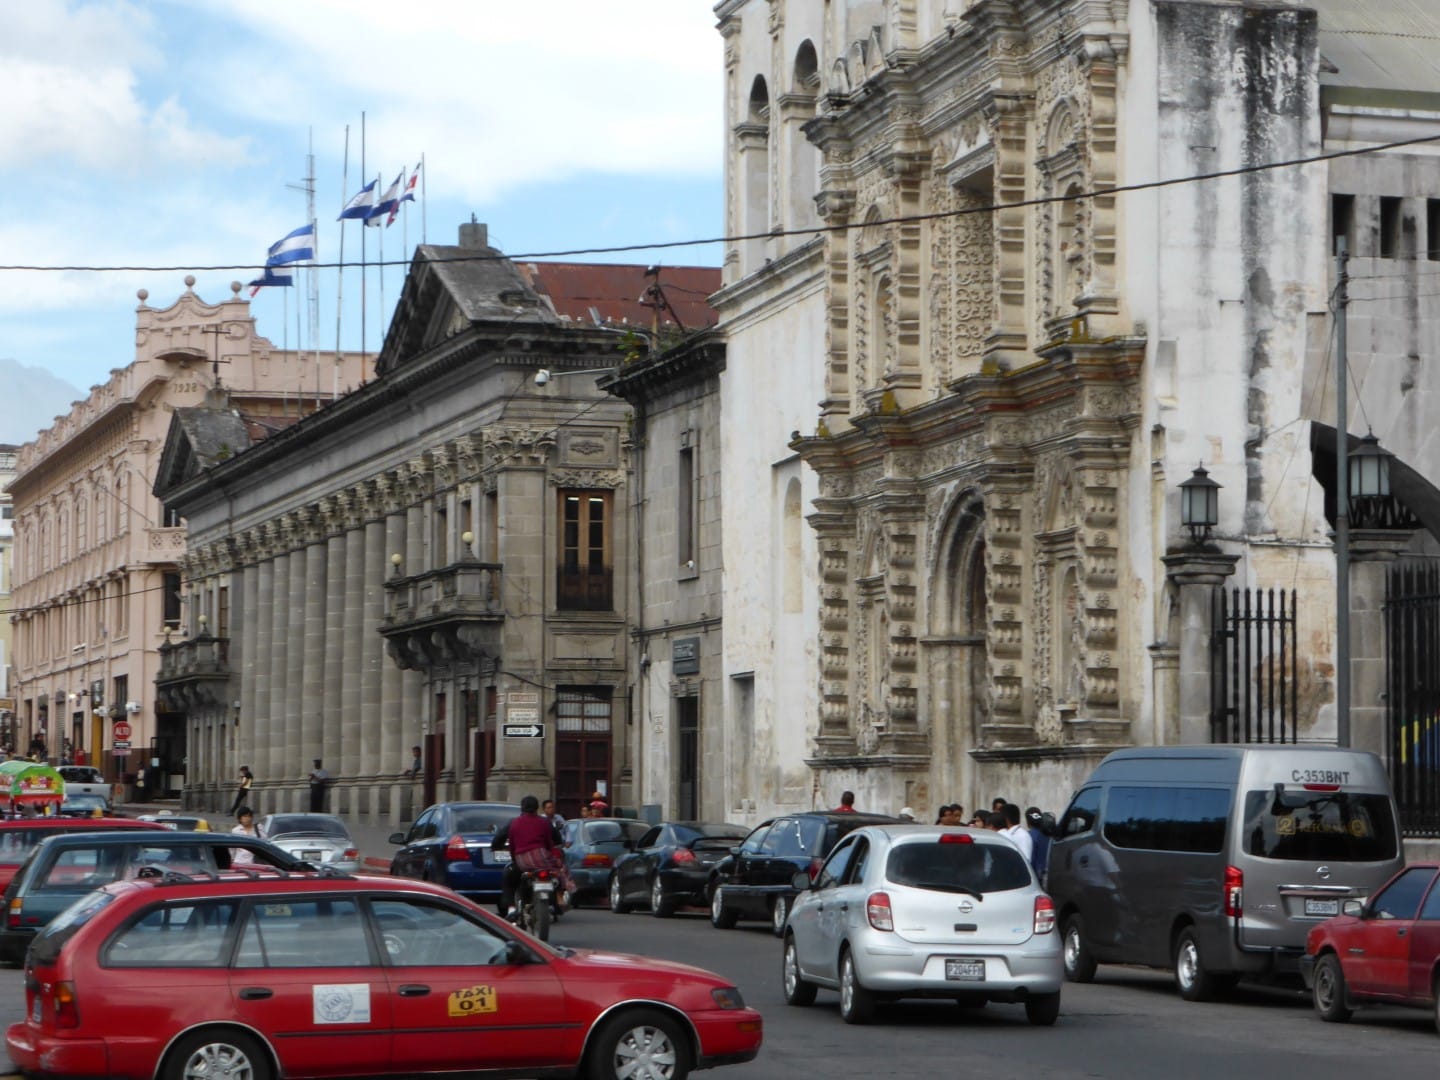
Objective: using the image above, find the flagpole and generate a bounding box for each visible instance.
[402,164,408,264]
[360,111,368,370]
[378,202,385,353]
[335,124,349,399]
[421,151,427,245]
[306,128,319,398]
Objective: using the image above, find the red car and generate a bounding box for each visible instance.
[1302,861,1440,1034]
[7,868,762,1080]
[0,817,166,892]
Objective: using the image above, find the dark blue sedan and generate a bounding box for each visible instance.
[388,801,520,901]
[609,821,748,917]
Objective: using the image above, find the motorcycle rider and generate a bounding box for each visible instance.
[493,795,575,920]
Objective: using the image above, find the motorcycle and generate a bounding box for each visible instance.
[515,868,560,942]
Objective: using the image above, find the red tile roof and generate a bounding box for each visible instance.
[516,262,720,331]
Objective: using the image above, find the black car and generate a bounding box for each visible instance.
[609,821,748,917]
[710,811,903,936]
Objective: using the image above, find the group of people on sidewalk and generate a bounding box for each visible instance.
[226,760,334,817]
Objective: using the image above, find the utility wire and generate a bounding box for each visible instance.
[3,131,1440,274]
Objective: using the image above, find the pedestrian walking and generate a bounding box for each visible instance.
[999,803,1034,862]
[229,765,254,815]
[308,759,330,813]
[1025,806,1052,881]
[542,798,566,830]
[834,790,857,813]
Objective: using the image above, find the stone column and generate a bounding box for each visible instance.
[302,520,328,784]
[341,503,366,797]
[1162,549,1240,746]
[266,547,290,794]
[315,507,342,782]
[359,489,386,808]
[382,507,407,823]
[239,545,262,796]
[1348,529,1414,763]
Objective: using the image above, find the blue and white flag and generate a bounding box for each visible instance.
[247,267,294,298]
[266,223,315,265]
[365,171,404,227]
[338,178,377,220]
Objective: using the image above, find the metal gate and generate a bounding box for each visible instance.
[1384,563,1440,836]
[1210,587,1298,743]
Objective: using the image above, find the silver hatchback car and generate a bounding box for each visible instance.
[782,824,1063,1025]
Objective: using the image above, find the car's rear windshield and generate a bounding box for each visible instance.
[1241,790,1399,861]
[886,840,1033,894]
[29,890,115,967]
[266,815,348,839]
[584,820,649,846]
[673,824,746,845]
[0,828,59,866]
[453,807,518,834]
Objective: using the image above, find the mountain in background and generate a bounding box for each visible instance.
[0,357,83,447]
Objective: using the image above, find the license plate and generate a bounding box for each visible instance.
[1304,898,1339,917]
[945,958,985,981]
[302,850,324,861]
[532,882,555,895]
[491,850,511,863]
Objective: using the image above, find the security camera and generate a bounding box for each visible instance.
[534,369,551,386]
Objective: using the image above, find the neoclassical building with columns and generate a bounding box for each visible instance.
[155,223,718,821]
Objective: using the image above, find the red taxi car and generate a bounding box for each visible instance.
[1302,861,1440,1034]
[7,868,762,1080]
[0,817,166,892]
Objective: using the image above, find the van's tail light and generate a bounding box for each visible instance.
[1033,895,1056,935]
[807,858,822,882]
[1224,865,1244,918]
[53,981,79,1029]
[582,853,613,867]
[445,836,471,862]
[672,848,696,864]
[7,898,22,930]
[866,891,894,932]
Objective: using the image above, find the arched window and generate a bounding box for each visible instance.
[740,75,772,272]
[782,478,802,613]
[95,481,106,546]
[75,488,88,552]
[787,41,821,229]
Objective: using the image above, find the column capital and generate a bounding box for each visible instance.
[1162,549,1240,588]
[1348,527,1416,563]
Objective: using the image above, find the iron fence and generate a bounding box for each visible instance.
[1385,563,1440,837]
[1210,587,1298,744]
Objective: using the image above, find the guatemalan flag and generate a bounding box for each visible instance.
[338,178,377,220]
[366,171,404,227]
[387,162,420,227]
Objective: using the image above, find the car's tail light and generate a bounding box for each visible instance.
[1033,895,1056,935]
[445,836,470,862]
[1224,865,1244,918]
[866,891,894,932]
[582,853,612,867]
[53,982,79,1029]
[7,898,22,930]
[342,848,359,861]
[672,848,696,864]
[939,833,974,844]
[807,858,822,882]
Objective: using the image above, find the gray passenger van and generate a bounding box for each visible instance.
[1047,745,1403,1000]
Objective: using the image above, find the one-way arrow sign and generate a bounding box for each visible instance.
[503,723,545,739]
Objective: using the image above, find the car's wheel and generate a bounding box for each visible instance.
[1174,927,1219,1002]
[586,1007,690,1080]
[770,893,790,937]
[1313,954,1353,1023]
[650,875,675,918]
[838,949,876,1025]
[163,1028,272,1080]
[609,873,632,915]
[1434,972,1440,1036]
[1062,914,1096,983]
[1025,991,1062,1026]
[782,934,817,1006]
[710,884,737,929]
[530,892,551,942]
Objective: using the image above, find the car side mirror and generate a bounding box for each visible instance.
[791,870,813,892]
[1343,899,1364,917]
[388,832,406,846]
[503,940,532,965]
[729,845,741,856]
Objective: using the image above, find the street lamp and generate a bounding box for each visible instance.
[390,553,403,578]
[1179,464,1221,545]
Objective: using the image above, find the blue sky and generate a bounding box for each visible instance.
[1,0,723,396]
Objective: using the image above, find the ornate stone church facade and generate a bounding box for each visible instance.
[718,0,1343,815]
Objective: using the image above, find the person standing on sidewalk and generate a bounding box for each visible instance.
[308,760,330,813]
[230,765,254,815]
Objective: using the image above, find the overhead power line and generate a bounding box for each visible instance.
[2,131,1439,275]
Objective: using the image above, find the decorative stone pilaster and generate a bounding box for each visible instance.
[1348,528,1415,764]
[1162,548,1241,745]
